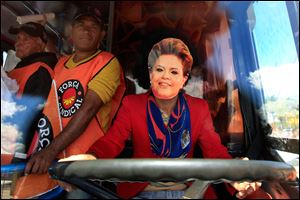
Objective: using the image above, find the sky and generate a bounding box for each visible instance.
[1,76,44,156]
[251,1,299,98]
[253,1,298,66]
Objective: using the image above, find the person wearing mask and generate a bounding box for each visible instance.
[60,38,264,199]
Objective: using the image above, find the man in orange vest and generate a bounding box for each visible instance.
[8,22,57,98]
[5,22,57,162]
[24,8,126,175]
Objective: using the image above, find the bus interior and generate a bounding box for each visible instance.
[1,1,299,199]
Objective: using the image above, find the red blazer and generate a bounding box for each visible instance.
[89,92,232,199]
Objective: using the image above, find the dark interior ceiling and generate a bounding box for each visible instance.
[1,1,224,56]
[1,1,111,53]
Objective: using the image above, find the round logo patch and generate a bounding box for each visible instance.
[36,114,53,151]
[58,80,84,118]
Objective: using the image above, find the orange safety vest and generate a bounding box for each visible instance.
[1,62,53,164]
[4,62,57,199]
[12,80,64,199]
[7,62,54,97]
[29,50,126,158]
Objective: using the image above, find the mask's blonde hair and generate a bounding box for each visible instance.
[148,38,193,76]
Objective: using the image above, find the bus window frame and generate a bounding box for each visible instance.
[223,1,299,160]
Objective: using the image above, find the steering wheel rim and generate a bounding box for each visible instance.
[48,159,297,198]
[49,159,297,183]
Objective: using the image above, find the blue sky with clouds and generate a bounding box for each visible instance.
[251,1,299,98]
[253,1,298,67]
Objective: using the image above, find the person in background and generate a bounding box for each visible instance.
[6,22,57,162]
[60,38,264,199]
[8,22,57,99]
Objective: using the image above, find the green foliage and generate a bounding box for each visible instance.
[265,97,299,129]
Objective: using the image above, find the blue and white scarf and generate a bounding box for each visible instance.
[146,92,191,158]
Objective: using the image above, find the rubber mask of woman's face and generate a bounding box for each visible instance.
[150,54,188,99]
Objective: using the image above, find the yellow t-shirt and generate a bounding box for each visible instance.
[65,50,121,131]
